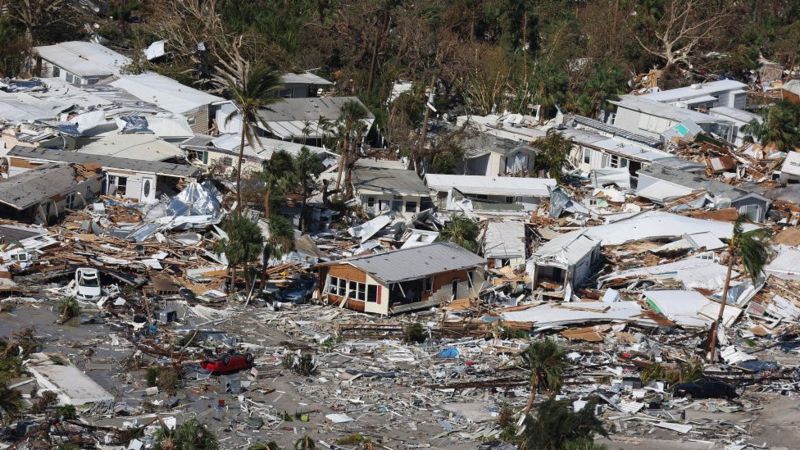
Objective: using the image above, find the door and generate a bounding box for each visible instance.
[140,176,156,202]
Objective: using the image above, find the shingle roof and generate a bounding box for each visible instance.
[0,164,99,210]
[7,146,201,178]
[352,166,430,196]
[323,242,485,283]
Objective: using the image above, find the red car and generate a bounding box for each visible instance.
[200,352,254,375]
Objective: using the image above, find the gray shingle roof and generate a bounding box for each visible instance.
[351,166,430,196]
[0,163,98,210]
[326,242,485,283]
[7,146,201,178]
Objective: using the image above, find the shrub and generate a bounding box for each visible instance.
[283,353,316,376]
[403,322,427,344]
[518,398,607,450]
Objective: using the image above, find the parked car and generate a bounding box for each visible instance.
[276,278,316,304]
[200,351,254,375]
[75,268,102,300]
[673,377,738,399]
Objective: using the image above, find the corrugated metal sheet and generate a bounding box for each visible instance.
[483,221,526,259]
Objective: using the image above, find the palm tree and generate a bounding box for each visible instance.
[215,214,264,292]
[213,43,284,213]
[439,215,480,252]
[520,339,568,413]
[708,215,770,358]
[529,62,567,124]
[533,129,571,183]
[742,101,800,151]
[153,418,218,450]
[260,150,296,221]
[294,147,325,231]
[294,436,316,450]
[334,100,370,198]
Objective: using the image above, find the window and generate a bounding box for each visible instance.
[187,149,208,164]
[338,278,347,295]
[52,66,60,78]
[505,196,514,203]
[423,277,433,292]
[391,200,403,212]
[367,285,378,303]
[65,192,79,209]
[609,155,628,169]
[142,179,152,198]
[357,283,366,301]
[739,204,761,222]
[349,281,357,298]
[328,276,339,295]
[108,175,128,196]
[66,72,74,83]
[404,201,417,213]
[583,148,591,164]
[222,157,233,167]
[367,197,375,207]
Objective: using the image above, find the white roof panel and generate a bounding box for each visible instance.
[643,80,747,103]
[34,41,129,77]
[111,73,224,114]
[425,174,556,197]
[484,221,526,259]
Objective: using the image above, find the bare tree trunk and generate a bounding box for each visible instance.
[230,265,237,293]
[414,76,436,175]
[335,135,348,191]
[236,128,246,213]
[367,11,390,95]
[263,185,272,221]
[523,377,538,414]
[709,250,735,359]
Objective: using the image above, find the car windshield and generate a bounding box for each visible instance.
[80,276,99,287]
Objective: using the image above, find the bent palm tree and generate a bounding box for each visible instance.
[213,42,283,214]
[439,214,480,252]
[520,339,568,413]
[708,215,769,358]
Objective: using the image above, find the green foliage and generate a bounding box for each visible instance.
[521,339,568,398]
[567,61,627,117]
[153,418,218,450]
[336,433,371,445]
[439,215,480,253]
[497,402,517,442]
[640,359,703,386]
[731,215,770,282]
[0,383,23,422]
[403,322,427,344]
[294,435,316,450]
[57,297,81,321]
[30,390,58,413]
[156,367,182,395]
[146,367,158,387]
[55,404,78,420]
[743,101,800,151]
[283,353,316,376]
[533,130,572,183]
[216,215,264,269]
[519,398,607,450]
[268,215,296,257]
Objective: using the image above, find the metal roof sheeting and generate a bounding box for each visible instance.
[483,221,526,259]
[0,164,99,210]
[34,41,130,77]
[425,174,556,197]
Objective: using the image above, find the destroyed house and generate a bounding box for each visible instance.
[317,242,485,315]
[636,164,771,222]
[6,146,201,203]
[642,80,748,110]
[455,126,538,176]
[609,95,737,143]
[562,126,672,177]
[0,163,102,224]
[528,230,601,297]
[424,174,555,213]
[34,41,129,85]
[255,97,374,143]
[279,72,334,98]
[351,164,433,216]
